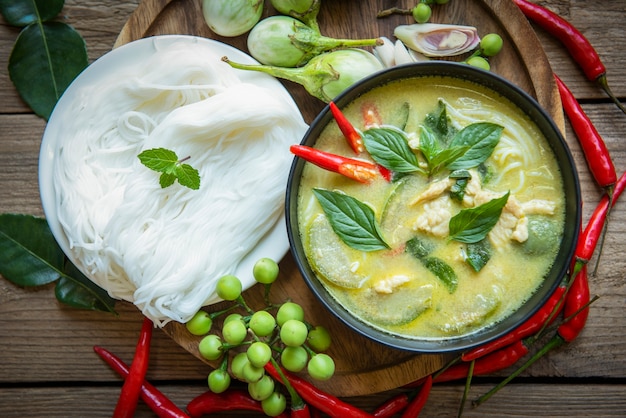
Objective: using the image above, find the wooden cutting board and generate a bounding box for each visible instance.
[114,0,564,397]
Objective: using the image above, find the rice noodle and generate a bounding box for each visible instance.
[52,40,308,326]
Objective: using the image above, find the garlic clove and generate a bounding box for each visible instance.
[374,36,396,68]
[394,40,415,65]
[394,23,480,57]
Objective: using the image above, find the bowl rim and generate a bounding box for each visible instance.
[286,61,581,353]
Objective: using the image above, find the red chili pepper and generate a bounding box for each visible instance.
[473,266,590,406]
[186,388,289,418]
[434,339,530,383]
[93,346,189,418]
[461,283,567,362]
[113,317,153,418]
[372,393,409,418]
[513,0,626,114]
[574,171,626,266]
[400,375,432,418]
[555,74,616,191]
[291,403,311,418]
[264,362,373,418]
[361,101,383,128]
[291,144,379,183]
[329,101,364,154]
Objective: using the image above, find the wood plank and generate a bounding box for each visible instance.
[0,383,624,417]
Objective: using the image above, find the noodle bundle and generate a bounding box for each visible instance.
[53,40,308,326]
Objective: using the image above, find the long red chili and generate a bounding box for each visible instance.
[434,339,530,383]
[512,0,625,114]
[93,346,189,418]
[329,101,364,154]
[555,74,616,190]
[264,362,373,418]
[372,392,409,418]
[290,144,379,183]
[186,388,289,418]
[113,317,154,418]
[461,283,567,362]
[473,265,590,406]
[400,375,432,418]
[574,171,626,267]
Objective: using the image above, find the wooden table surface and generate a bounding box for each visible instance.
[1,0,625,416]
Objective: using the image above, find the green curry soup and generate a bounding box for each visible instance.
[297,76,566,339]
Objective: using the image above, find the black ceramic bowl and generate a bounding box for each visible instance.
[286,62,580,353]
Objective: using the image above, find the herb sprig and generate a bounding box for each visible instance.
[138,148,201,190]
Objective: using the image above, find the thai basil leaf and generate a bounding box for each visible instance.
[424,99,456,144]
[449,191,510,243]
[313,189,389,251]
[362,127,422,173]
[0,0,63,26]
[466,239,492,272]
[0,214,65,286]
[423,257,458,293]
[418,124,440,166]
[56,262,117,313]
[429,144,470,174]
[447,122,503,170]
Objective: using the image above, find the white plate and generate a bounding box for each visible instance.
[39,35,298,308]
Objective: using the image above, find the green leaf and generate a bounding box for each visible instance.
[424,100,452,142]
[175,164,201,190]
[418,124,440,166]
[313,189,389,251]
[449,191,510,244]
[9,21,88,120]
[55,262,117,313]
[138,148,179,171]
[428,145,470,175]
[423,257,458,293]
[447,122,503,170]
[0,214,65,286]
[138,148,201,190]
[362,127,422,173]
[0,0,63,27]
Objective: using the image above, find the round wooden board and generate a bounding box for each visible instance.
[114,0,564,397]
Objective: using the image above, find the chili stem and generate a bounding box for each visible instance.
[473,335,564,407]
[458,360,474,418]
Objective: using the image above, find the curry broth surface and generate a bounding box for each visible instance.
[297,76,565,339]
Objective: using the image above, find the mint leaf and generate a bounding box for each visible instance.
[362,127,422,173]
[138,148,201,190]
[138,148,179,171]
[159,173,177,188]
[313,189,389,251]
[447,122,503,170]
[449,191,510,243]
[176,163,201,190]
